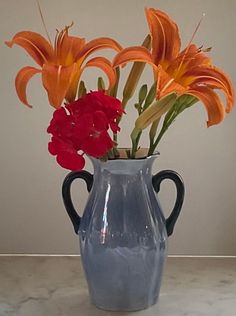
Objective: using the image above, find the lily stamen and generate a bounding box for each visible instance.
[36,0,52,46]
[175,13,206,78]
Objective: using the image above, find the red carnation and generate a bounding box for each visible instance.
[47,91,123,171]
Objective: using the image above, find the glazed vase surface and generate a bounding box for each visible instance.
[62,154,184,311]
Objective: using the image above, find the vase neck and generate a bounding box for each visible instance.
[89,155,158,176]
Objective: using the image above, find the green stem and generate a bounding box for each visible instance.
[130,127,142,158]
[149,118,160,150]
[109,67,120,98]
[148,127,166,156]
[133,131,142,157]
[112,96,129,145]
[148,95,199,156]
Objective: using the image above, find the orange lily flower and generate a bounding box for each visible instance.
[6,26,122,108]
[113,8,234,127]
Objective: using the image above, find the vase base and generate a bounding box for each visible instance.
[91,296,159,312]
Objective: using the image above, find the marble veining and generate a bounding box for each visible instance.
[0,256,235,316]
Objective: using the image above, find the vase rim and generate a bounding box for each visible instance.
[112,148,160,160]
[89,148,159,162]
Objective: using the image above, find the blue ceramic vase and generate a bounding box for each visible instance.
[62,152,184,311]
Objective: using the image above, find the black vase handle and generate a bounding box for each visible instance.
[62,171,93,234]
[152,170,185,237]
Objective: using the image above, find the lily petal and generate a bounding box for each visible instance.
[15,66,41,108]
[65,69,82,103]
[187,86,225,127]
[6,31,54,66]
[42,63,78,108]
[55,28,85,65]
[168,44,211,81]
[75,37,122,61]
[145,8,181,64]
[113,46,155,69]
[185,66,234,112]
[83,57,117,90]
[156,65,186,99]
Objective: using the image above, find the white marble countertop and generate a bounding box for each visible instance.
[0,256,235,316]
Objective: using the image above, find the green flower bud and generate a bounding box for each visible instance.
[136,93,178,130]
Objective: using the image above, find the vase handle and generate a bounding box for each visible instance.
[62,171,94,234]
[152,170,185,237]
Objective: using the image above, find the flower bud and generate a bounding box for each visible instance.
[122,35,151,104]
[138,84,148,105]
[78,81,87,98]
[98,77,105,90]
[135,93,178,130]
[143,81,156,110]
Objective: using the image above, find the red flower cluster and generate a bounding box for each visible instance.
[47,91,123,170]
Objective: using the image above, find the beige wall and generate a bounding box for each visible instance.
[1,0,236,255]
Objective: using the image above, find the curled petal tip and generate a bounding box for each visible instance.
[83,57,117,91]
[15,66,40,108]
[5,40,14,48]
[187,87,225,127]
[206,121,211,128]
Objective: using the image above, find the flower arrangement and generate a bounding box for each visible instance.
[6,7,234,171]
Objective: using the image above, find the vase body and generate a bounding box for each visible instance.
[62,154,184,311]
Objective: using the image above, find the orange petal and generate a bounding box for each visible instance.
[187,86,225,127]
[113,46,155,68]
[42,63,78,108]
[145,8,181,64]
[75,37,122,61]
[6,31,54,66]
[178,44,211,68]
[83,57,117,90]
[186,66,234,113]
[156,65,186,99]
[15,66,41,108]
[168,44,211,81]
[65,69,82,103]
[55,27,85,65]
